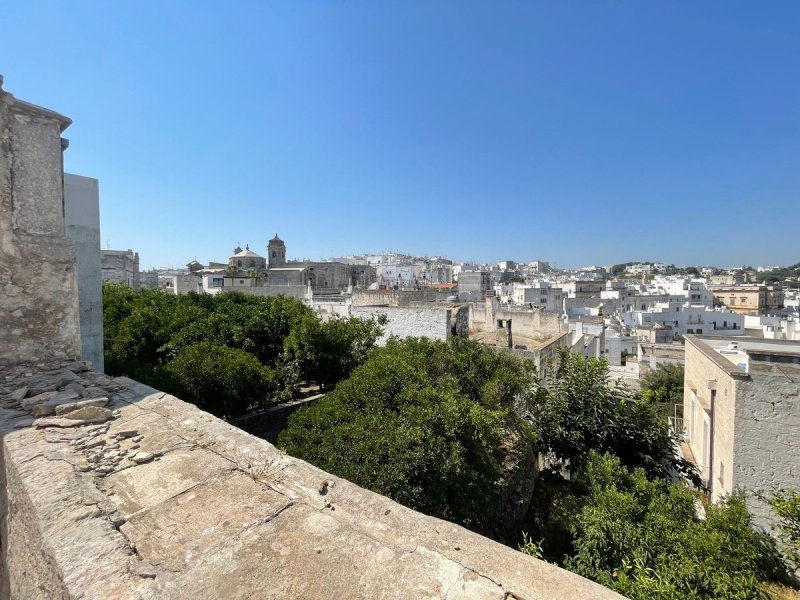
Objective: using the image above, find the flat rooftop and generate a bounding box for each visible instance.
[688,335,800,377]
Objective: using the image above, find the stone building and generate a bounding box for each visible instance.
[229,244,267,271]
[458,271,490,300]
[101,249,140,289]
[682,335,800,527]
[0,75,80,365]
[352,304,470,346]
[708,284,784,315]
[267,233,286,267]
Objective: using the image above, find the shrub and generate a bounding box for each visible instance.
[164,342,274,418]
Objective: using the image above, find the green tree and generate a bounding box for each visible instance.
[162,293,311,365]
[640,363,685,419]
[532,349,697,483]
[279,337,537,529]
[164,342,274,418]
[282,313,386,388]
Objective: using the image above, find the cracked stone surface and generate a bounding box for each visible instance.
[0,361,623,599]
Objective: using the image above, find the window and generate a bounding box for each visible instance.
[237,260,242,267]
[239,280,245,284]
[687,328,694,334]
[697,329,702,334]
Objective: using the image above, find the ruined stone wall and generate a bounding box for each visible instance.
[100,251,138,288]
[453,304,470,338]
[229,284,310,301]
[0,79,79,365]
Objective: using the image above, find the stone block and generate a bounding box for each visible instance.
[54,396,109,416]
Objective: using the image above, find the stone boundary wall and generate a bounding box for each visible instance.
[229,394,324,444]
[351,289,440,307]
[0,361,623,600]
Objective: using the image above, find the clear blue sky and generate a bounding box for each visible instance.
[2,1,798,269]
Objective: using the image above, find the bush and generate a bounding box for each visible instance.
[563,453,782,599]
[279,337,536,529]
[767,489,800,572]
[164,342,274,418]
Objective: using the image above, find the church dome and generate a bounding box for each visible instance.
[233,248,263,258]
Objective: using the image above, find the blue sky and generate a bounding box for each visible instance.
[2,1,798,269]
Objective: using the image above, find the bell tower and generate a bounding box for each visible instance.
[268,234,286,268]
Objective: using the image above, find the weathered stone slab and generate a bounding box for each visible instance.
[28,391,81,416]
[161,504,474,600]
[9,386,28,402]
[105,447,236,518]
[63,381,86,396]
[54,396,109,416]
[33,416,94,428]
[20,390,57,410]
[62,405,112,422]
[120,471,291,571]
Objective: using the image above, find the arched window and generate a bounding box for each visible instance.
[237,260,242,267]
[272,251,276,258]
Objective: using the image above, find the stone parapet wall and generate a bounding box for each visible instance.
[0,361,623,600]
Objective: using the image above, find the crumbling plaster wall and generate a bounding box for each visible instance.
[0,80,80,365]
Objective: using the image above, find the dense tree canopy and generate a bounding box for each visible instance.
[103,283,383,418]
[766,489,800,573]
[283,313,387,388]
[279,337,537,529]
